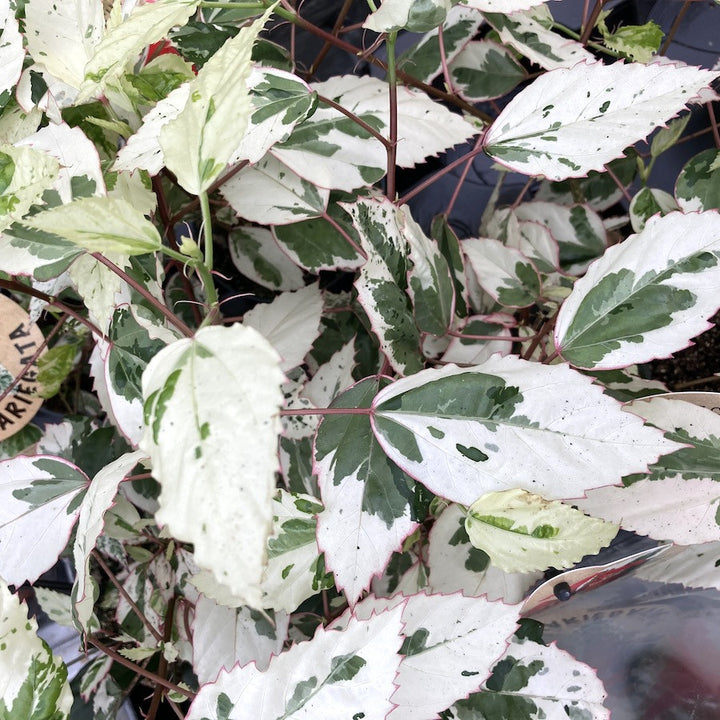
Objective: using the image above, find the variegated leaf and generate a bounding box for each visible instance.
[243,283,323,373]
[19,196,162,256]
[315,378,418,604]
[371,355,681,505]
[449,637,610,720]
[193,596,289,682]
[0,579,73,719]
[261,490,326,612]
[483,6,593,71]
[140,324,284,607]
[450,40,527,102]
[397,6,482,84]
[302,339,356,409]
[72,450,146,632]
[485,60,719,180]
[186,603,405,720]
[221,154,330,225]
[555,211,720,369]
[354,592,521,720]
[576,477,720,545]
[676,148,720,212]
[465,0,549,10]
[363,0,452,33]
[160,7,271,194]
[629,187,678,232]
[345,198,423,375]
[25,0,104,92]
[228,225,306,291]
[441,315,516,366]
[465,488,618,572]
[511,201,606,271]
[81,0,199,100]
[0,2,24,97]
[623,395,720,482]
[400,205,455,335]
[431,214,470,318]
[272,75,477,191]
[463,238,541,309]
[0,455,88,586]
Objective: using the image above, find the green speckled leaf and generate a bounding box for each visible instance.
[450,41,526,102]
[371,355,680,505]
[676,148,720,212]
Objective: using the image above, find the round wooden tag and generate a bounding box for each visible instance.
[0,295,45,441]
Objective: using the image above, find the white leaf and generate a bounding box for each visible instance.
[113,83,191,176]
[385,592,520,720]
[0,579,73,718]
[221,154,330,224]
[140,324,284,607]
[243,284,323,373]
[0,456,88,586]
[450,637,610,719]
[371,355,681,505]
[0,1,24,96]
[485,61,720,180]
[302,339,356,409]
[193,596,289,683]
[576,478,720,545]
[555,211,720,369]
[160,7,271,194]
[72,450,146,632]
[25,0,104,91]
[466,488,618,572]
[186,603,405,720]
[17,122,105,203]
[465,0,550,11]
[81,0,199,100]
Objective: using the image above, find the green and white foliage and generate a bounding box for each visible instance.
[485,61,719,180]
[192,595,289,682]
[140,324,284,607]
[371,355,679,505]
[444,636,610,719]
[676,148,720,212]
[72,450,146,632]
[187,602,405,720]
[315,378,419,604]
[465,488,618,572]
[449,41,527,102]
[629,186,678,232]
[483,6,594,71]
[0,0,23,98]
[0,579,73,719]
[0,456,88,586]
[555,211,720,369]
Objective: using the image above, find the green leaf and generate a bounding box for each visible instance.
[598,17,664,63]
[140,324,284,607]
[19,196,162,256]
[0,579,72,720]
[371,355,680,505]
[465,488,618,573]
[485,60,719,181]
[650,113,690,158]
[629,187,677,232]
[431,214,469,318]
[37,343,80,399]
[160,7,274,194]
[314,377,418,603]
[555,211,720,369]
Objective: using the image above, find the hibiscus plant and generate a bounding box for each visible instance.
[1,0,719,718]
